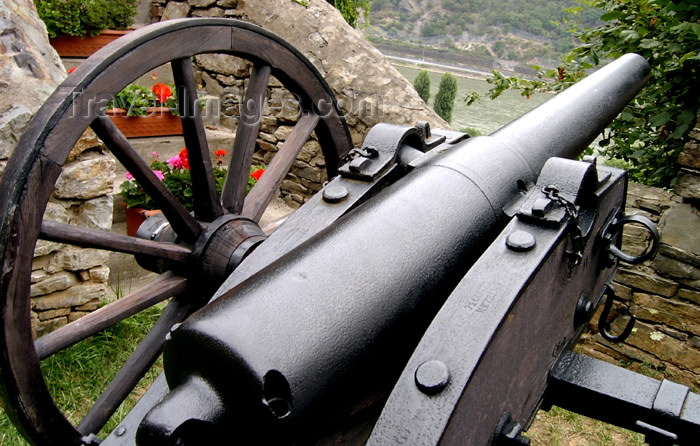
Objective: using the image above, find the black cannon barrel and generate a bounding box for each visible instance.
[136,54,650,445]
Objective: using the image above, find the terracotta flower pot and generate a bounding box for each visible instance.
[50,30,131,58]
[125,207,163,237]
[106,107,183,138]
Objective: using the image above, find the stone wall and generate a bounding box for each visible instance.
[150,0,448,207]
[578,117,700,390]
[0,0,113,337]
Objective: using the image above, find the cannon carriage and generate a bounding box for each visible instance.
[0,19,698,445]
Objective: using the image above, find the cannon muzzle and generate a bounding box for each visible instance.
[137,54,651,444]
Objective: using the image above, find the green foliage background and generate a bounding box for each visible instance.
[471,0,699,188]
[35,0,137,38]
[327,0,371,27]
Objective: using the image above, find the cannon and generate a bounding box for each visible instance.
[0,18,698,446]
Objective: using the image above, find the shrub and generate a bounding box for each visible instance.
[413,70,431,103]
[36,0,137,38]
[434,72,458,123]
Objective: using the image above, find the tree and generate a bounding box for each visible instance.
[472,0,700,187]
[326,0,370,27]
[434,73,458,123]
[413,70,431,103]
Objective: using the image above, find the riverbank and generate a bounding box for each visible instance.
[386,54,492,80]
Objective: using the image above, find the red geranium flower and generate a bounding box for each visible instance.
[250,169,265,181]
[179,148,190,170]
[214,149,227,157]
[151,83,172,103]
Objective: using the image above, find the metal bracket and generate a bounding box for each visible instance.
[338,122,447,181]
[547,350,700,446]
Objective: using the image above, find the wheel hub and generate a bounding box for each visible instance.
[136,214,266,286]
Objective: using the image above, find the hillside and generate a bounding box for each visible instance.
[367,0,601,72]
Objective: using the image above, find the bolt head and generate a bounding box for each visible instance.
[506,230,536,252]
[415,360,450,395]
[323,185,349,203]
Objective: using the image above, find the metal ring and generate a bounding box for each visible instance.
[608,214,660,264]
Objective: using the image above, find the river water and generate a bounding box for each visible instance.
[394,64,549,135]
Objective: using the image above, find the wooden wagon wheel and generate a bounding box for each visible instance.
[0,18,351,446]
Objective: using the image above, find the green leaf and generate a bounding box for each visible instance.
[649,112,670,127]
[600,11,622,21]
[640,39,661,49]
[620,30,640,42]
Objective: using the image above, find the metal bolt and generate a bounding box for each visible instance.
[506,230,536,252]
[531,197,553,217]
[349,156,371,172]
[322,185,349,203]
[115,426,126,437]
[415,360,450,395]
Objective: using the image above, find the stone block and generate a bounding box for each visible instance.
[36,317,68,337]
[679,288,700,305]
[217,0,238,7]
[631,292,700,334]
[294,165,321,183]
[32,283,106,310]
[625,320,700,372]
[192,7,225,17]
[259,116,279,134]
[281,179,308,195]
[72,195,114,231]
[273,125,294,141]
[626,182,674,215]
[53,156,116,200]
[674,170,700,201]
[31,269,49,284]
[36,307,71,321]
[257,139,277,152]
[260,132,277,143]
[30,271,78,297]
[659,203,700,259]
[678,141,700,169]
[67,129,103,161]
[0,104,32,159]
[653,253,700,281]
[161,1,191,20]
[188,0,216,6]
[34,201,72,257]
[89,265,110,283]
[201,71,225,97]
[196,54,251,77]
[68,311,89,323]
[48,246,110,273]
[297,140,320,163]
[614,266,679,297]
[76,297,103,312]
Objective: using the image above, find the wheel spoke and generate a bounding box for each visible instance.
[171,57,223,222]
[77,294,194,436]
[91,117,202,244]
[221,63,272,214]
[34,272,187,360]
[40,220,191,263]
[243,113,320,222]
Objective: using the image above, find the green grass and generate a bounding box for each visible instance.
[0,304,165,445]
[528,406,646,446]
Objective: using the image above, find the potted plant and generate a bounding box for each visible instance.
[105,81,184,137]
[120,149,266,235]
[36,0,138,57]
